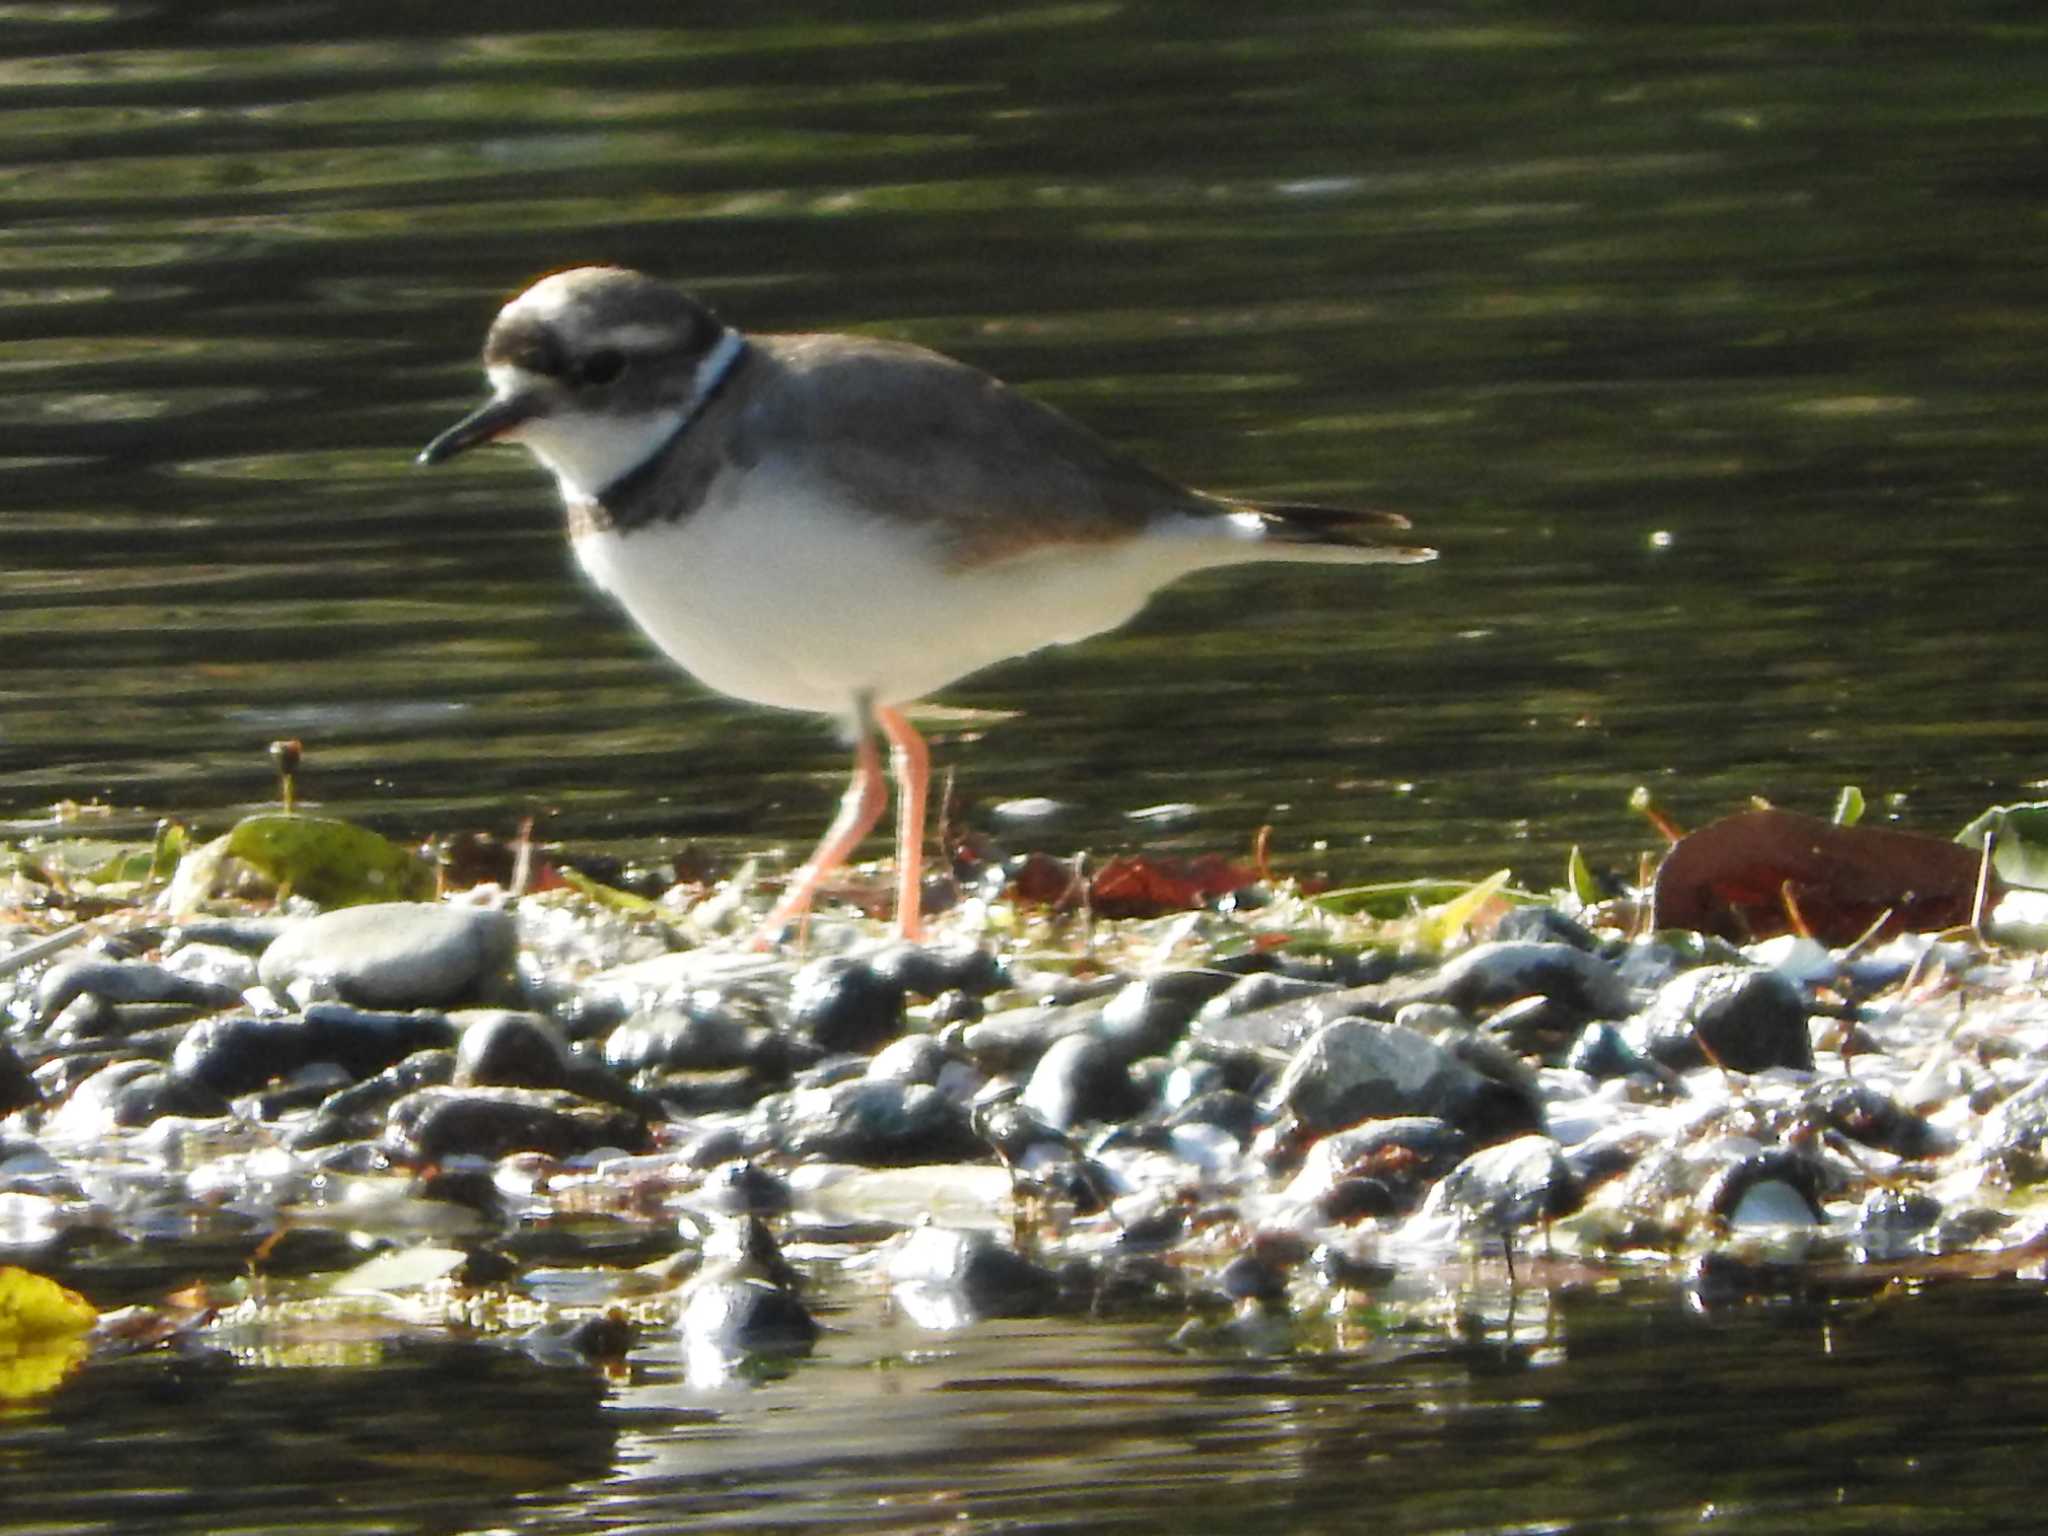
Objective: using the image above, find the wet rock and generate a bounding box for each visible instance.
[1432,1030,1547,1141]
[957,1002,1102,1076]
[291,1048,456,1147]
[0,1040,39,1116]
[1851,1187,1943,1261]
[1423,940,1631,1021]
[867,942,1003,1000]
[885,1225,1059,1320]
[385,1085,650,1163]
[760,1078,980,1165]
[171,1013,316,1096]
[1480,994,1589,1058]
[691,1160,793,1218]
[522,1310,634,1366]
[681,1275,816,1362]
[1283,1115,1472,1216]
[1493,906,1600,952]
[1186,988,1370,1071]
[302,1003,460,1078]
[161,941,262,996]
[1634,965,1814,1073]
[1218,1251,1290,1304]
[1417,1134,1581,1237]
[1806,1078,1935,1158]
[235,1061,354,1120]
[789,956,906,1054]
[1699,1148,1828,1228]
[1565,1022,1652,1080]
[926,989,983,1026]
[677,1124,751,1170]
[602,997,766,1074]
[1268,1019,1490,1137]
[1095,970,1238,1057]
[1969,1067,2048,1182]
[258,902,518,1009]
[35,958,243,1026]
[455,1010,574,1089]
[164,917,293,955]
[56,1060,229,1132]
[1021,1033,1146,1131]
[43,993,120,1042]
[1196,972,1336,1022]
[1163,1088,1261,1144]
[866,1032,952,1086]
[1161,1060,1227,1108]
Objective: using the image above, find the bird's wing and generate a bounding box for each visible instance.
[738,333,1211,566]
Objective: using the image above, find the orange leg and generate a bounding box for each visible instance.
[877,705,929,941]
[761,710,887,943]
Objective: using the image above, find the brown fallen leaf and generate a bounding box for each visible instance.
[1652,808,1991,945]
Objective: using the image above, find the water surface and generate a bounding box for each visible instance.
[4,4,2044,889]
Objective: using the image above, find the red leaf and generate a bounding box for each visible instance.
[1652,808,1990,945]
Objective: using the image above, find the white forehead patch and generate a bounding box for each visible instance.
[487,362,537,400]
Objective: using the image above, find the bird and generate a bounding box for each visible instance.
[418,266,1434,942]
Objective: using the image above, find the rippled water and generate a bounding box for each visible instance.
[12,1277,2048,1535]
[6,4,2048,1529]
[5,4,2045,890]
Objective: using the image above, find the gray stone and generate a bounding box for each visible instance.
[1268,1018,1488,1136]
[1634,964,1813,1073]
[259,903,517,1010]
[1419,1134,1581,1236]
[1413,941,1632,1021]
[36,958,243,1025]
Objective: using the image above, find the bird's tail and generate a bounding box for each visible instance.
[1238,500,1436,565]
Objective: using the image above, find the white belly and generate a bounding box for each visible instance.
[570,476,1207,717]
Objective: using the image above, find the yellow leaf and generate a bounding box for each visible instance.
[0,1266,96,1400]
[1417,868,1513,949]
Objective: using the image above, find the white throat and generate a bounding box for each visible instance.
[494,329,747,504]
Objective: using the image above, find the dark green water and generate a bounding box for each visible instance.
[10,1277,2048,1535]
[5,5,2048,1528]
[5,3,2046,889]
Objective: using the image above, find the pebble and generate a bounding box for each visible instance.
[788,956,905,1054]
[257,902,518,1009]
[1266,1018,1488,1136]
[13,883,2048,1382]
[385,1085,651,1163]
[1634,964,1814,1073]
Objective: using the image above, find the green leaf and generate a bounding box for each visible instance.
[224,814,436,908]
[1957,803,2048,892]
[149,820,189,883]
[1314,873,1536,921]
[554,864,663,916]
[1831,785,1865,826]
[1565,844,1600,906]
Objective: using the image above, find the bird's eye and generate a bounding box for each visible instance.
[577,349,626,387]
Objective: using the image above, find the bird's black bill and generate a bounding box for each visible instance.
[416,393,542,466]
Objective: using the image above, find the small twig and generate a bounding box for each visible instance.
[1252,824,1275,886]
[0,922,90,980]
[510,815,536,900]
[1971,828,1998,946]
[1840,905,1896,962]
[1779,881,1812,941]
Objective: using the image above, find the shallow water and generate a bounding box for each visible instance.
[4,4,2046,891]
[5,5,2048,1530]
[10,1276,2048,1535]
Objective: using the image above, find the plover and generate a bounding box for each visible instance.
[419,267,1433,940]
